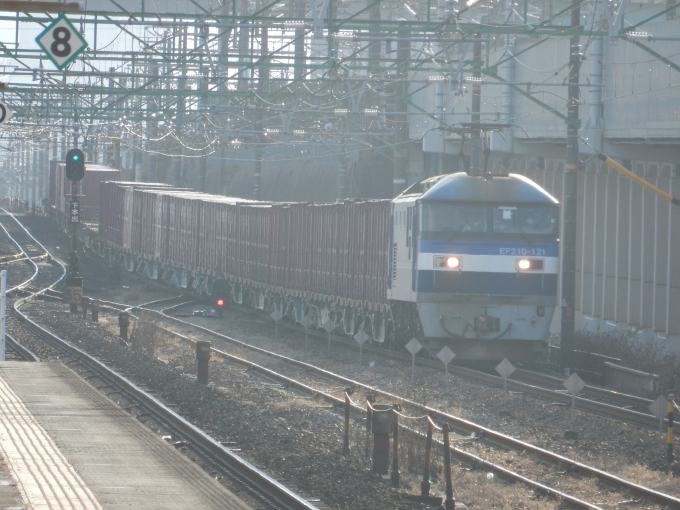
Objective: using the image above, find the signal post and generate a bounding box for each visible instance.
[63,148,84,313]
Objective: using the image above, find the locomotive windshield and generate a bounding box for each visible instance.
[420,204,487,235]
[493,206,558,236]
[420,202,558,239]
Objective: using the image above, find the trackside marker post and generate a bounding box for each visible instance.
[495,358,516,413]
[365,400,372,457]
[437,346,455,375]
[354,329,369,365]
[118,311,130,340]
[80,295,90,319]
[196,341,211,385]
[421,417,435,497]
[322,318,335,354]
[442,423,455,510]
[0,270,6,361]
[300,314,312,348]
[405,338,423,380]
[90,299,100,322]
[270,307,283,341]
[343,392,350,454]
[391,406,400,487]
[563,372,586,439]
[650,395,667,459]
[371,404,393,475]
[668,394,675,464]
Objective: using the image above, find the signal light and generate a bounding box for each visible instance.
[211,279,230,315]
[65,148,85,181]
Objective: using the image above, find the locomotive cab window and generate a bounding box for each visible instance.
[493,206,558,237]
[420,203,487,239]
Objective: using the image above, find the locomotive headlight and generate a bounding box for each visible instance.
[516,258,544,271]
[446,256,461,268]
[434,255,462,269]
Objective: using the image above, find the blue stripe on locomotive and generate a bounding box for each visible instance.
[419,239,559,257]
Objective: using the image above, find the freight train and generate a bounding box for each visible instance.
[94,172,559,361]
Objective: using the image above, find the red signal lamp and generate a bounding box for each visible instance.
[216,298,225,307]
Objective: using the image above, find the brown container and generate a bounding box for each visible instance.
[99,183,391,307]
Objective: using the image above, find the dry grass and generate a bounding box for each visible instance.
[129,320,172,357]
[574,330,679,393]
[347,422,561,508]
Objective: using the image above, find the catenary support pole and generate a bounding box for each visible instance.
[392,31,410,197]
[560,0,581,373]
[469,34,482,175]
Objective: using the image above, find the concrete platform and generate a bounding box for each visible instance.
[0,362,253,509]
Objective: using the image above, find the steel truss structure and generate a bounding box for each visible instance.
[2,0,676,197]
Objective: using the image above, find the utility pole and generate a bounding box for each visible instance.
[65,115,84,314]
[148,64,159,182]
[337,139,348,202]
[561,1,581,373]
[469,35,482,176]
[198,32,209,193]
[253,112,263,200]
[294,0,306,82]
[30,144,37,209]
[392,31,410,197]
[237,0,250,93]
[174,29,188,186]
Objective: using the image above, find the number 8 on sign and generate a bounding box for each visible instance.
[35,14,87,70]
[51,27,72,58]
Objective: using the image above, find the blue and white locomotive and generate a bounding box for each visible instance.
[388,172,560,361]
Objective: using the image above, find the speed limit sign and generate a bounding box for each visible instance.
[0,101,11,125]
[35,14,87,70]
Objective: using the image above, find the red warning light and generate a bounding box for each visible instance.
[216,299,225,307]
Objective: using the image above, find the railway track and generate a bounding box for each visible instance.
[84,297,680,509]
[279,309,680,432]
[510,368,679,420]
[0,210,319,510]
[7,210,680,508]
[161,297,679,435]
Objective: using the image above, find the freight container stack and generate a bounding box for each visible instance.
[98,181,391,308]
[48,163,121,220]
[98,182,175,251]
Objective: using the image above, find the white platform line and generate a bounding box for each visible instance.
[0,375,102,509]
